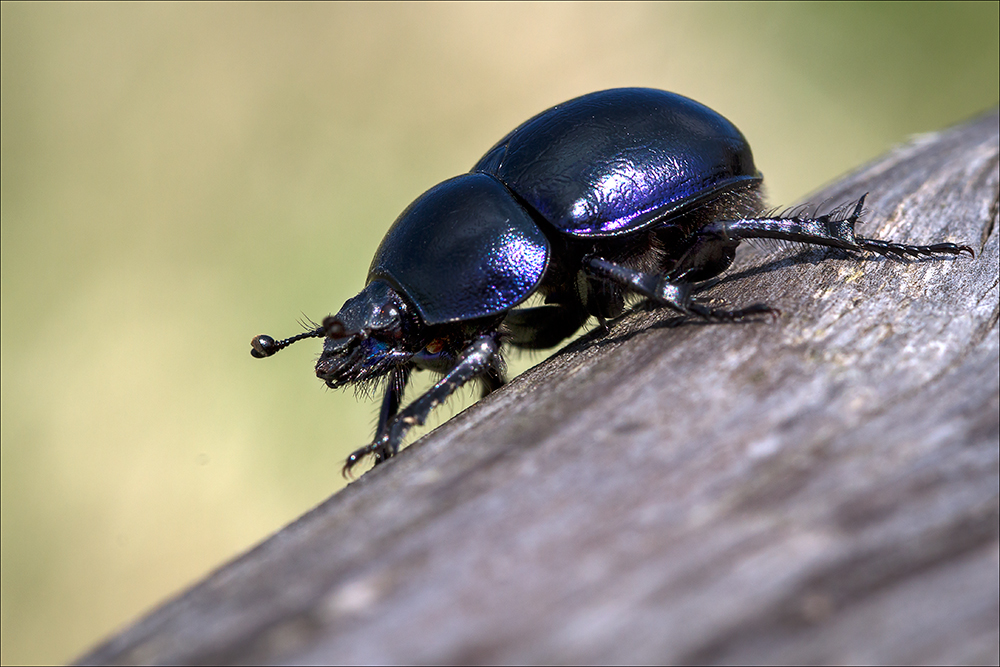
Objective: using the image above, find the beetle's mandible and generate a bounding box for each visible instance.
[250,88,972,474]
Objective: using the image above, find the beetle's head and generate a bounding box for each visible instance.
[250,280,413,389]
[314,281,412,389]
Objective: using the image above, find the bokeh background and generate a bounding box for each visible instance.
[2,3,997,664]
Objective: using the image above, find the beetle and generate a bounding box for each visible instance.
[251,88,972,474]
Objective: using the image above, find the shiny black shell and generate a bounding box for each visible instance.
[368,174,549,325]
[368,88,759,324]
[474,88,760,237]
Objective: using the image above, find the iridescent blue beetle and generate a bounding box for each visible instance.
[251,88,971,473]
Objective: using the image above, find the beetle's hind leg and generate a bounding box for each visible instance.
[584,257,777,322]
[343,334,501,475]
[855,238,974,259]
[700,194,974,259]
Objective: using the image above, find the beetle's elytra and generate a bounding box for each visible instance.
[251,88,972,474]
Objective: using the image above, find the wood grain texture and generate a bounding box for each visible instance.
[80,111,999,666]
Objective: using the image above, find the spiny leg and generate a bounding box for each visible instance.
[584,257,776,322]
[700,194,974,259]
[856,238,974,259]
[344,334,501,475]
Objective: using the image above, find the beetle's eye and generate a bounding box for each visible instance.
[373,303,400,329]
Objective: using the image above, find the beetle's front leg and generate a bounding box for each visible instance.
[369,364,412,465]
[344,334,501,474]
[584,257,776,322]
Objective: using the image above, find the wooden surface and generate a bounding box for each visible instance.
[80,111,999,666]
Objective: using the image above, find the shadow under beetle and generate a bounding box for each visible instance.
[251,88,972,474]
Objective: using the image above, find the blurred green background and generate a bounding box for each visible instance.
[1,3,997,664]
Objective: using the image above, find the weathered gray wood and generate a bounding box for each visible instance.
[80,111,999,666]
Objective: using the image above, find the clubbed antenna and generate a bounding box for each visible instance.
[250,327,325,358]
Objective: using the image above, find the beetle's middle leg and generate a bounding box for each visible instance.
[344,333,501,474]
[584,257,775,321]
[502,304,590,350]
